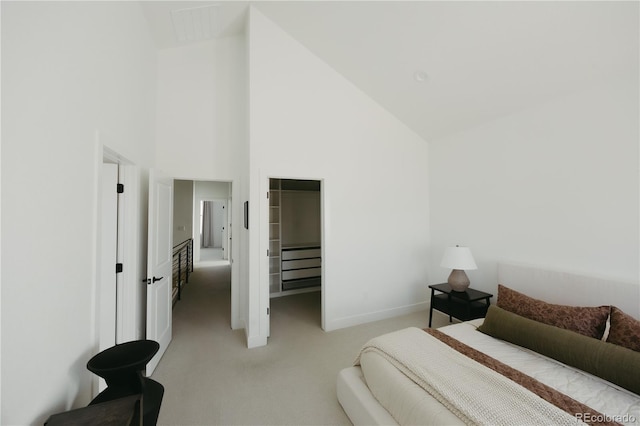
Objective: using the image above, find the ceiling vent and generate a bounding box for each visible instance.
[171,4,220,43]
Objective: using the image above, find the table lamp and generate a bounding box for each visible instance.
[441,245,477,292]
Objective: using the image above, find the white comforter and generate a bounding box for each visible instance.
[444,320,640,425]
[358,320,640,426]
[357,327,578,425]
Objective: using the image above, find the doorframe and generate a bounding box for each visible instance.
[93,136,141,395]
[98,162,118,369]
[194,198,230,263]
[259,175,326,344]
[102,146,141,344]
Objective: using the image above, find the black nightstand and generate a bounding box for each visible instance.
[428,283,493,327]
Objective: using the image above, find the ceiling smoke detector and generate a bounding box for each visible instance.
[171,4,220,43]
[414,70,429,83]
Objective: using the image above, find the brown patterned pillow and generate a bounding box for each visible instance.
[607,306,640,352]
[497,285,610,339]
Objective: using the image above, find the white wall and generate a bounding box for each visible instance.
[429,79,640,294]
[152,7,430,347]
[154,34,248,331]
[1,2,157,424]
[248,8,431,344]
[194,180,231,200]
[156,38,245,181]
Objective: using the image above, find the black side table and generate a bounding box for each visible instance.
[428,283,493,327]
[45,394,141,426]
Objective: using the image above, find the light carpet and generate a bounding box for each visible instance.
[152,264,451,425]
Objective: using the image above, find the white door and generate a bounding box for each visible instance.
[99,164,118,350]
[146,170,173,375]
[98,163,118,391]
[213,201,224,248]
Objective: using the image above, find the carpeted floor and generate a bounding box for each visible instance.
[152,264,450,425]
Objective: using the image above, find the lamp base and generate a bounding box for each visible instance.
[448,269,470,292]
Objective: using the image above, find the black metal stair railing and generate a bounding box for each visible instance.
[172,238,194,304]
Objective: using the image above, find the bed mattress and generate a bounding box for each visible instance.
[339,319,640,425]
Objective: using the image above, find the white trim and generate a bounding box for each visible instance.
[102,147,140,343]
[320,179,327,331]
[118,165,141,342]
[260,175,270,340]
[246,333,268,349]
[99,163,118,355]
[269,286,320,298]
[91,131,103,397]
[0,15,3,407]
[324,302,428,332]
[230,182,241,330]
[242,318,267,348]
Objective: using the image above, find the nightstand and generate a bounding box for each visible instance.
[428,283,493,327]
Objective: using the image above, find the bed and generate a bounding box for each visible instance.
[337,263,640,425]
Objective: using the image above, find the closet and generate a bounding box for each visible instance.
[269,178,321,296]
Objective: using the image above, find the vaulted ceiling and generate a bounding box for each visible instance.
[140,1,639,142]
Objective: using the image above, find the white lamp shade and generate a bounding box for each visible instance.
[440,246,477,270]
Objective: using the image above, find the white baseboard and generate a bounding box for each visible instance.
[246,333,267,348]
[325,301,428,332]
[231,314,243,330]
[241,319,268,348]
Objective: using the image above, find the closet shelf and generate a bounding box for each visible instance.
[269,178,321,296]
[281,245,321,291]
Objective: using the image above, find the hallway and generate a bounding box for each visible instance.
[198,247,228,266]
[151,263,253,424]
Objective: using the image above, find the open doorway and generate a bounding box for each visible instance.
[174,180,232,264]
[267,178,324,336]
[172,179,236,329]
[199,200,228,263]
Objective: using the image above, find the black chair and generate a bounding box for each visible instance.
[87,340,164,426]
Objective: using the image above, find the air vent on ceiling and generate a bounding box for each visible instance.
[171,4,220,43]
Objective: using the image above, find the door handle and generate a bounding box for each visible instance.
[144,276,164,285]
